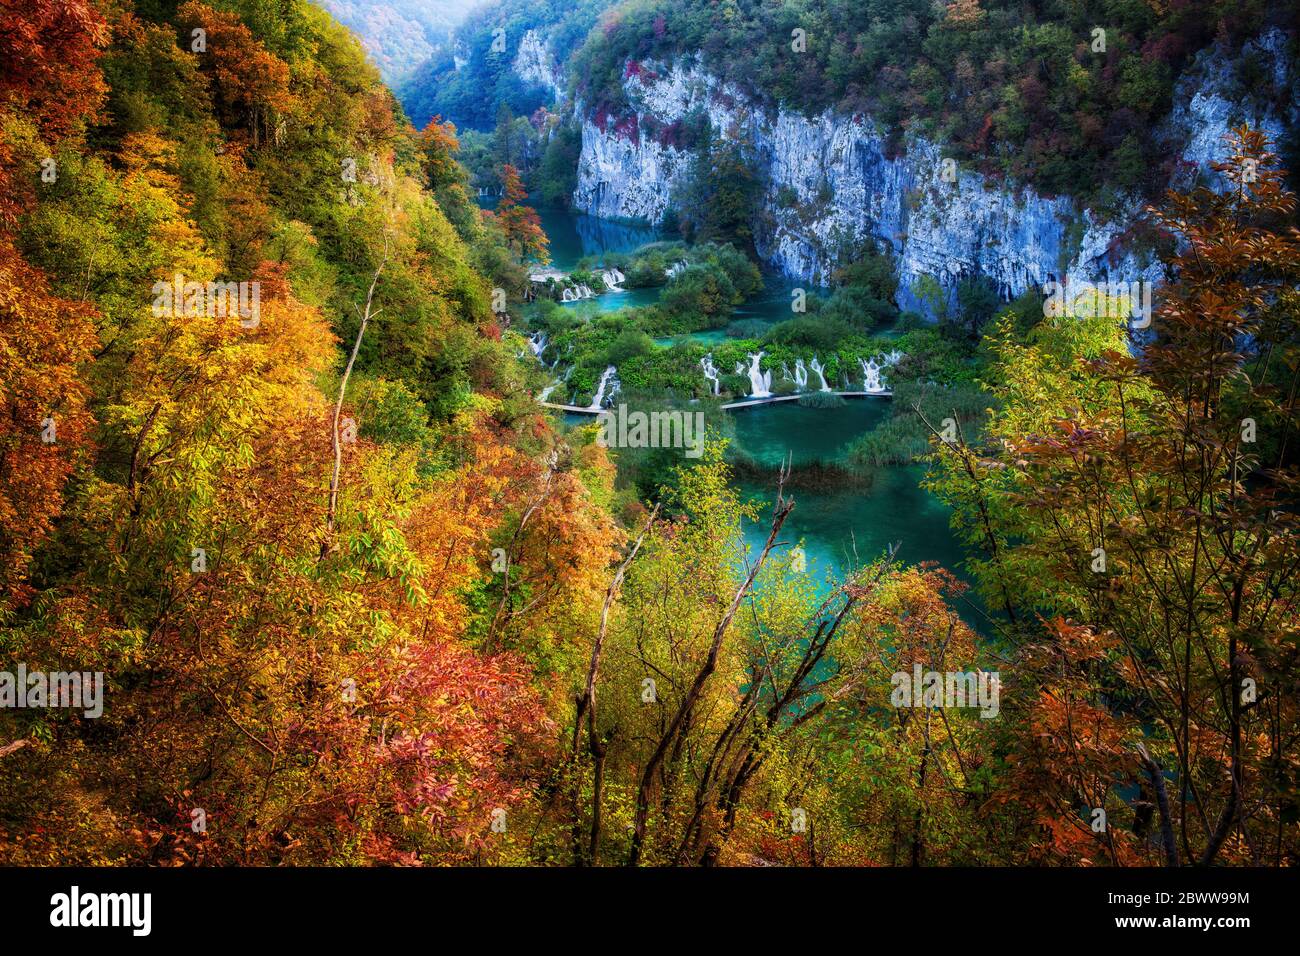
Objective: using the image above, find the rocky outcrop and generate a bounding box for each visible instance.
[513,29,565,101]
[573,30,1294,311]
[1165,28,1295,188]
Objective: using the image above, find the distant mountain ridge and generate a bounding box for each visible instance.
[395,0,616,129]
[315,0,480,86]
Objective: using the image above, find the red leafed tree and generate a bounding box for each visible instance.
[175,2,291,147]
[0,0,110,230]
[0,243,98,611]
[0,0,109,139]
[491,164,549,264]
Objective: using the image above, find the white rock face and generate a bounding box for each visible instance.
[1165,28,1294,188]
[573,34,1294,311]
[513,29,565,101]
[575,117,684,222]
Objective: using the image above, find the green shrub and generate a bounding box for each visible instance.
[798,390,846,408]
[726,318,770,338]
[603,328,654,365]
[720,373,751,397]
[764,316,857,350]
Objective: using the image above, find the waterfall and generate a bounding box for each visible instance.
[601,268,625,291]
[527,330,547,359]
[587,365,619,411]
[808,356,831,392]
[860,357,886,393]
[561,288,576,302]
[665,260,688,279]
[538,380,561,403]
[700,353,721,396]
[793,358,809,391]
[745,352,772,398]
[860,351,903,392]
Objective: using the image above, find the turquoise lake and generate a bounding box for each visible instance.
[509,199,975,602]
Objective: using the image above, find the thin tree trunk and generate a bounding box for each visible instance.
[628,478,795,865]
[1138,742,1179,866]
[911,744,930,867]
[571,505,658,865]
[322,246,386,559]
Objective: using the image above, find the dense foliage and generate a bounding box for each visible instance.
[1,0,1296,870]
[399,0,614,130]
[569,0,1290,200]
[0,0,619,864]
[318,0,477,86]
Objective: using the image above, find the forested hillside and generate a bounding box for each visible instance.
[318,0,477,86]
[399,0,612,130]
[2,0,1299,871]
[0,0,621,864]
[392,0,1294,200]
[569,0,1291,198]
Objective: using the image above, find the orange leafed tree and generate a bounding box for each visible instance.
[0,244,98,612]
[490,164,549,264]
[175,2,291,147]
[420,117,463,190]
[0,0,110,230]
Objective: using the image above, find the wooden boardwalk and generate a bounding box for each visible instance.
[540,402,601,413]
[540,391,892,416]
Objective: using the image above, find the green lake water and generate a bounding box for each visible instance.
[565,287,662,313]
[531,198,660,271]
[519,201,973,599]
[728,401,965,586]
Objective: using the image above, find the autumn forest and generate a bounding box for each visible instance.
[1,0,1298,895]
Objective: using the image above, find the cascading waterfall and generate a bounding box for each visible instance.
[537,381,561,403]
[745,352,772,398]
[700,353,721,396]
[808,356,831,392]
[601,268,625,291]
[587,365,619,411]
[793,358,809,391]
[859,351,903,392]
[527,330,547,359]
[664,260,688,279]
[859,357,883,392]
[560,284,597,302]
